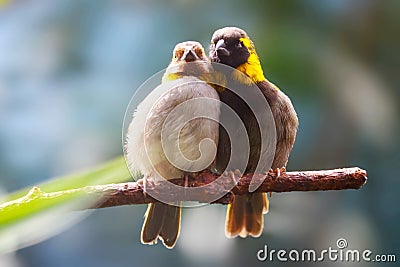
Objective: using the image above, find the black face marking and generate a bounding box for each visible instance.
[210,38,250,68]
[209,28,251,68]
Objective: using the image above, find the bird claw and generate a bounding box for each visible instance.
[221,169,242,187]
[183,174,189,188]
[265,167,286,197]
[267,167,286,178]
[138,176,155,195]
[210,168,220,176]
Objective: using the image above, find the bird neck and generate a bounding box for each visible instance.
[162,71,226,93]
[162,72,183,83]
[232,50,266,86]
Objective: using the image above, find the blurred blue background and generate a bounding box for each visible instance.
[0,0,399,266]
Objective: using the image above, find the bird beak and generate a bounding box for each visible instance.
[215,39,230,56]
[181,48,198,62]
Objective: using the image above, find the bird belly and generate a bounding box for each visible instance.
[126,77,220,181]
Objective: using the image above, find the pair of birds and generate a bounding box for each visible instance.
[125,27,298,248]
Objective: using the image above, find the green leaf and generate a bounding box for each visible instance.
[1,156,131,203]
[0,156,133,253]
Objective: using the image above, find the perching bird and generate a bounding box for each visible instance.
[125,41,220,248]
[209,27,298,238]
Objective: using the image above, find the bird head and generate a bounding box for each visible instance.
[172,41,207,63]
[210,27,265,84]
[163,41,212,82]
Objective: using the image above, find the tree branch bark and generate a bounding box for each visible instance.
[87,167,367,208]
[0,166,368,231]
[1,167,366,215]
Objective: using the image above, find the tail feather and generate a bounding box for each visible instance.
[141,202,181,248]
[226,193,268,238]
[159,203,181,247]
[262,193,269,214]
[226,195,246,237]
[141,203,166,244]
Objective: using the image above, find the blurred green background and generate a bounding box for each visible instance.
[0,0,399,266]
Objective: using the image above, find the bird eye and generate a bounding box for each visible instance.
[195,47,204,57]
[237,40,243,48]
[175,50,184,59]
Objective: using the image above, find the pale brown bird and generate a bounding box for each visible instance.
[125,41,220,248]
[209,27,298,238]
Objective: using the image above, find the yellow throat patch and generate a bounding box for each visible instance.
[162,70,226,93]
[232,37,266,85]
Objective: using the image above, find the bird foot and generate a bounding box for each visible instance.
[210,168,220,176]
[267,167,286,178]
[182,174,189,188]
[220,169,242,187]
[265,167,286,197]
[138,176,155,196]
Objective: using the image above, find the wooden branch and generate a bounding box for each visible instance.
[87,167,367,208]
[1,167,366,215]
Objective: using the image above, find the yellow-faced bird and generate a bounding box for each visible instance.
[209,27,298,238]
